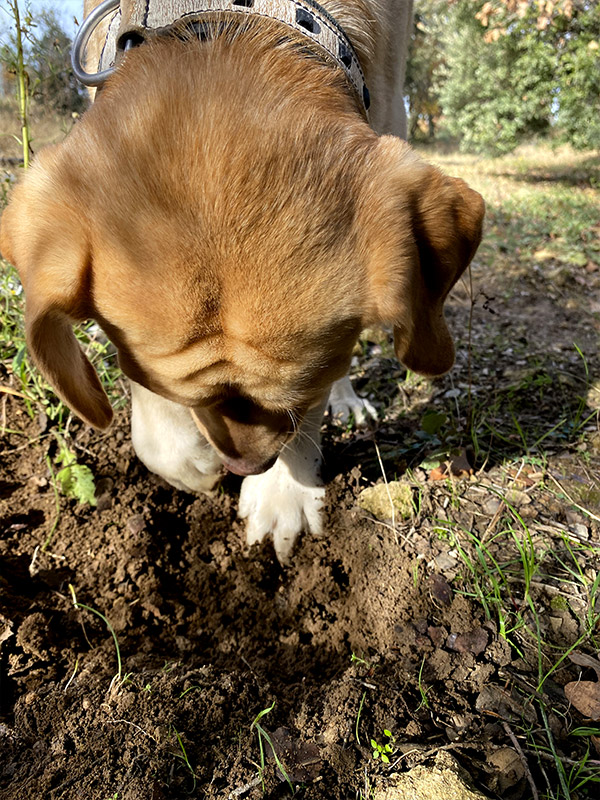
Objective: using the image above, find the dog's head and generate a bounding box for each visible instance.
[0,37,484,474]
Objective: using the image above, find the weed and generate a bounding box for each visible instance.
[416,657,430,711]
[250,702,294,794]
[68,584,122,686]
[370,729,395,764]
[2,0,32,167]
[172,728,197,793]
[179,685,203,699]
[355,690,366,746]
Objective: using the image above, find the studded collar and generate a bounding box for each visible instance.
[72,0,370,118]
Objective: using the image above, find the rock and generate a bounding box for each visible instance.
[504,489,531,507]
[482,497,502,515]
[127,515,146,535]
[430,553,458,574]
[488,747,525,793]
[570,523,589,539]
[373,752,489,799]
[447,626,489,656]
[357,481,413,521]
[96,493,112,512]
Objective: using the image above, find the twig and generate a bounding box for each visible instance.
[524,749,600,768]
[374,440,397,544]
[0,385,29,399]
[228,776,262,798]
[357,513,413,546]
[502,721,539,800]
[389,740,479,769]
[548,473,600,523]
[107,717,158,743]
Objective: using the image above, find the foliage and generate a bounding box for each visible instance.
[405,0,447,140]
[1,0,32,165]
[0,5,85,115]
[55,436,97,506]
[370,730,395,763]
[408,0,600,154]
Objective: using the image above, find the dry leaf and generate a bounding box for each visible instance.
[564,681,600,720]
[568,652,600,680]
[270,727,321,783]
[449,448,474,477]
[429,466,447,481]
[489,747,525,792]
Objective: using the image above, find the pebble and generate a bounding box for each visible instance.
[570,523,589,539]
[482,497,502,515]
[504,489,532,507]
[127,515,146,535]
[96,493,112,512]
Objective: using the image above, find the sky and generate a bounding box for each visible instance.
[0,0,83,37]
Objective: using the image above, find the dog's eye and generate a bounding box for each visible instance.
[233,0,254,6]
[296,9,321,35]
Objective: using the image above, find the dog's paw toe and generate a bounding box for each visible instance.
[330,395,377,427]
[239,467,324,563]
[328,377,377,427]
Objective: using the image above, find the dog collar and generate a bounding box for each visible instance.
[72,0,370,117]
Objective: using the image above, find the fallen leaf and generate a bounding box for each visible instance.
[430,465,447,481]
[449,448,474,477]
[489,746,525,792]
[270,727,321,783]
[503,489,532,507]
[564,681,600,720]
[569,652,600,680]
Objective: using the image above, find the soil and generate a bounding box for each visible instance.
[2,149,600,800]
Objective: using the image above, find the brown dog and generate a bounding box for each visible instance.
[0,1,484,561]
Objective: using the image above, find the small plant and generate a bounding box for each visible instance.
[55,435,97,506]
[173,728,197,793]
[69,584,122,687]
[416,657,430,711]
[2,0,32,167]
[370,729,395,764]
[250,702,294,794]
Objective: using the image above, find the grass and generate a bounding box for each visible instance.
[68,583,123,688]
[437,491,600,798]
[250,702,294,794]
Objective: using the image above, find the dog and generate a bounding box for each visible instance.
[0,0,484,562]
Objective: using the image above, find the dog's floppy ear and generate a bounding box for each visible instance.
[363,136,485,376]
[0,157,113,429]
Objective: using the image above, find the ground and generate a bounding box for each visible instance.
[1,142,600,800]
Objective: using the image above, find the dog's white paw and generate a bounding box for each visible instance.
[328,376,376,427]
[239,459,325,563]
[130,381,222,494]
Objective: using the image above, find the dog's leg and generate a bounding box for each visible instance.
[238,394,329,563]
[130,381,222,493]
[328,375,376,427]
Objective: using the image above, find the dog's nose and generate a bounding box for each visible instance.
[221,454,278,476]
